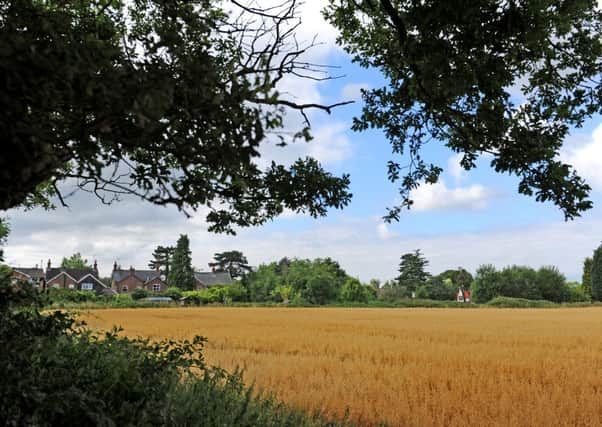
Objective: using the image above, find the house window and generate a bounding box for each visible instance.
[122,285,128,292]
[152,283,161,292]
[81,282,94,291]
[51,283,60,289]
[68,284,75,290]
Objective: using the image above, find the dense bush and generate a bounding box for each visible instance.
[131,287,149,300]
[0,276,344,426]
[47,288,99,303]
[486,297,557,308]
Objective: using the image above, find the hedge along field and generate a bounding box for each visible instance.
[81,308,602,426]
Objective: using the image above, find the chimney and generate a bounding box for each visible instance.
[93,260,98,274]
[129,265,135,275]
[47,259,51,270]
[113,261,118,271]
[155,264,160,272]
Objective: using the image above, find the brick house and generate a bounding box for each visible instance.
[11,267,46,288]
[45,260,108,294]
[111,262,168,293]
[193,271,233,290]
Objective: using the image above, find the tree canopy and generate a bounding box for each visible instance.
[148,245,175,278]
[1,0,351,233]
[209,251,251,279]
[60,253,91,269]
[396,249,430,292]
[324,0,602,220]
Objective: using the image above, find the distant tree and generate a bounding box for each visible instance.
[60,253,90,269]
[369,279,381,290]
[422,276,456,301]
[582,257,593,298]
[168,235,194,291]
[148,246,174,278]
[242,263,281,302]
[592,245,602,301]
[438,268,473,290]
[340,278,369,303]
[536,266,570,303]
[209,251,251,279]
[275,257,292,276]
[396,250,430,292]
[472,265,500,303]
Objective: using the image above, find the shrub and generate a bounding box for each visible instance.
[164,286,183,300]
[224,282,248,302]
[131,288,149,300]
[486,297,557,308]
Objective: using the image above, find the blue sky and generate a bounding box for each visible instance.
[5,1,602,282]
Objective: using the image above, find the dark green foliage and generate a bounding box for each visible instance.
[592,244,602,301]
[472,264,572,303]
[418,276,456,301]
[536,266,571,303]
[437,268,473,290]
[583,256,593,298]
[209,251,251,279]
[149,245,175,278]
[0,0,351,232]
[131,288,149,300]
[60,252,90,269]
[0,275,340,426]
[324,0,601,219]
[396,249,430,292]
[169,234,194,290]
[472,264,500,303]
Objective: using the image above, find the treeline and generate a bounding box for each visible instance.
[472,265,586,303]
[241,258,373,305]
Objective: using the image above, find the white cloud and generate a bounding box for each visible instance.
[561,124,602,192]
[447,153,465,184]
[410,180,497,212]
[376,223,395,240]
[341,83,370,101]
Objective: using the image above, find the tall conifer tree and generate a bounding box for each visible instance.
[396,249,430,292]
[168,235,194,290]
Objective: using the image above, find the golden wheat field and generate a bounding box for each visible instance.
[81,307,602,426]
